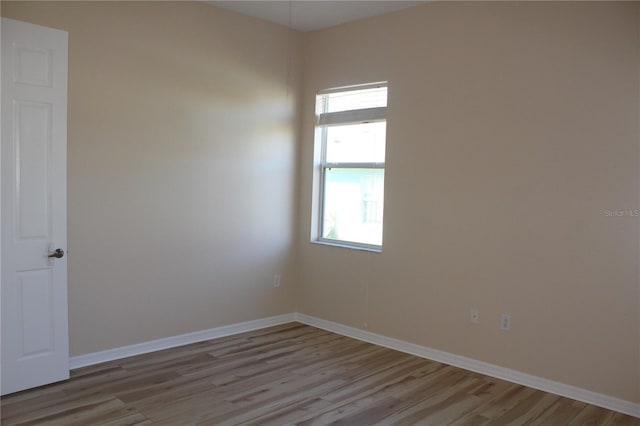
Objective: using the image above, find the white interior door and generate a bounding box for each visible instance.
[1,18,69,395]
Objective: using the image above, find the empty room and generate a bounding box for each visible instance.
[1,1,639,424]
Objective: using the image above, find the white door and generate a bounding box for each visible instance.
[1,18,69,395]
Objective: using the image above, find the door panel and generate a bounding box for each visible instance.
[13,45,53,87]
[1,17,69,395]
[16,100,52,240]
[18,269,54,357]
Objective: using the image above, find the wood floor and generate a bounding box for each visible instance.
[1,323,638,425]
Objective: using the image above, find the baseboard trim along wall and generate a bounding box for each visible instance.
[294,313,640,419]
[69,312,639,418]
[69,313,296,370]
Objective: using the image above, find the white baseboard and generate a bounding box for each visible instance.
[69,313,296,370]
[68,311,639,418]
[294,313,640,419]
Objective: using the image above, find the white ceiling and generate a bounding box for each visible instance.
[208,1,427,32]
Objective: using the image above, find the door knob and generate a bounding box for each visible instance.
[48,248,64,259]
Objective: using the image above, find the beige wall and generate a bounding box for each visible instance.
[297,2,640,403]
[1,1,302,356]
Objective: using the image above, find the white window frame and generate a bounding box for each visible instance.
[313,82,388,252]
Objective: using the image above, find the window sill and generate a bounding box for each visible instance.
[311,239,382,253]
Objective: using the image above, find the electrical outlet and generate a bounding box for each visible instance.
[500,314,511,331]
[470,308,479,324]
[273,274,281,288]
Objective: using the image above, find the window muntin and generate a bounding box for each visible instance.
[316,83,387,250]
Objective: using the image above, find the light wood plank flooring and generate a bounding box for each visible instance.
[1,323,638,425]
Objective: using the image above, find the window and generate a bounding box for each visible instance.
[314,82,388,250]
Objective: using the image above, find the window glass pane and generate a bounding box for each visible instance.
[322,168,384,246]
[326,122,386,163]
[323,87,387,113]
